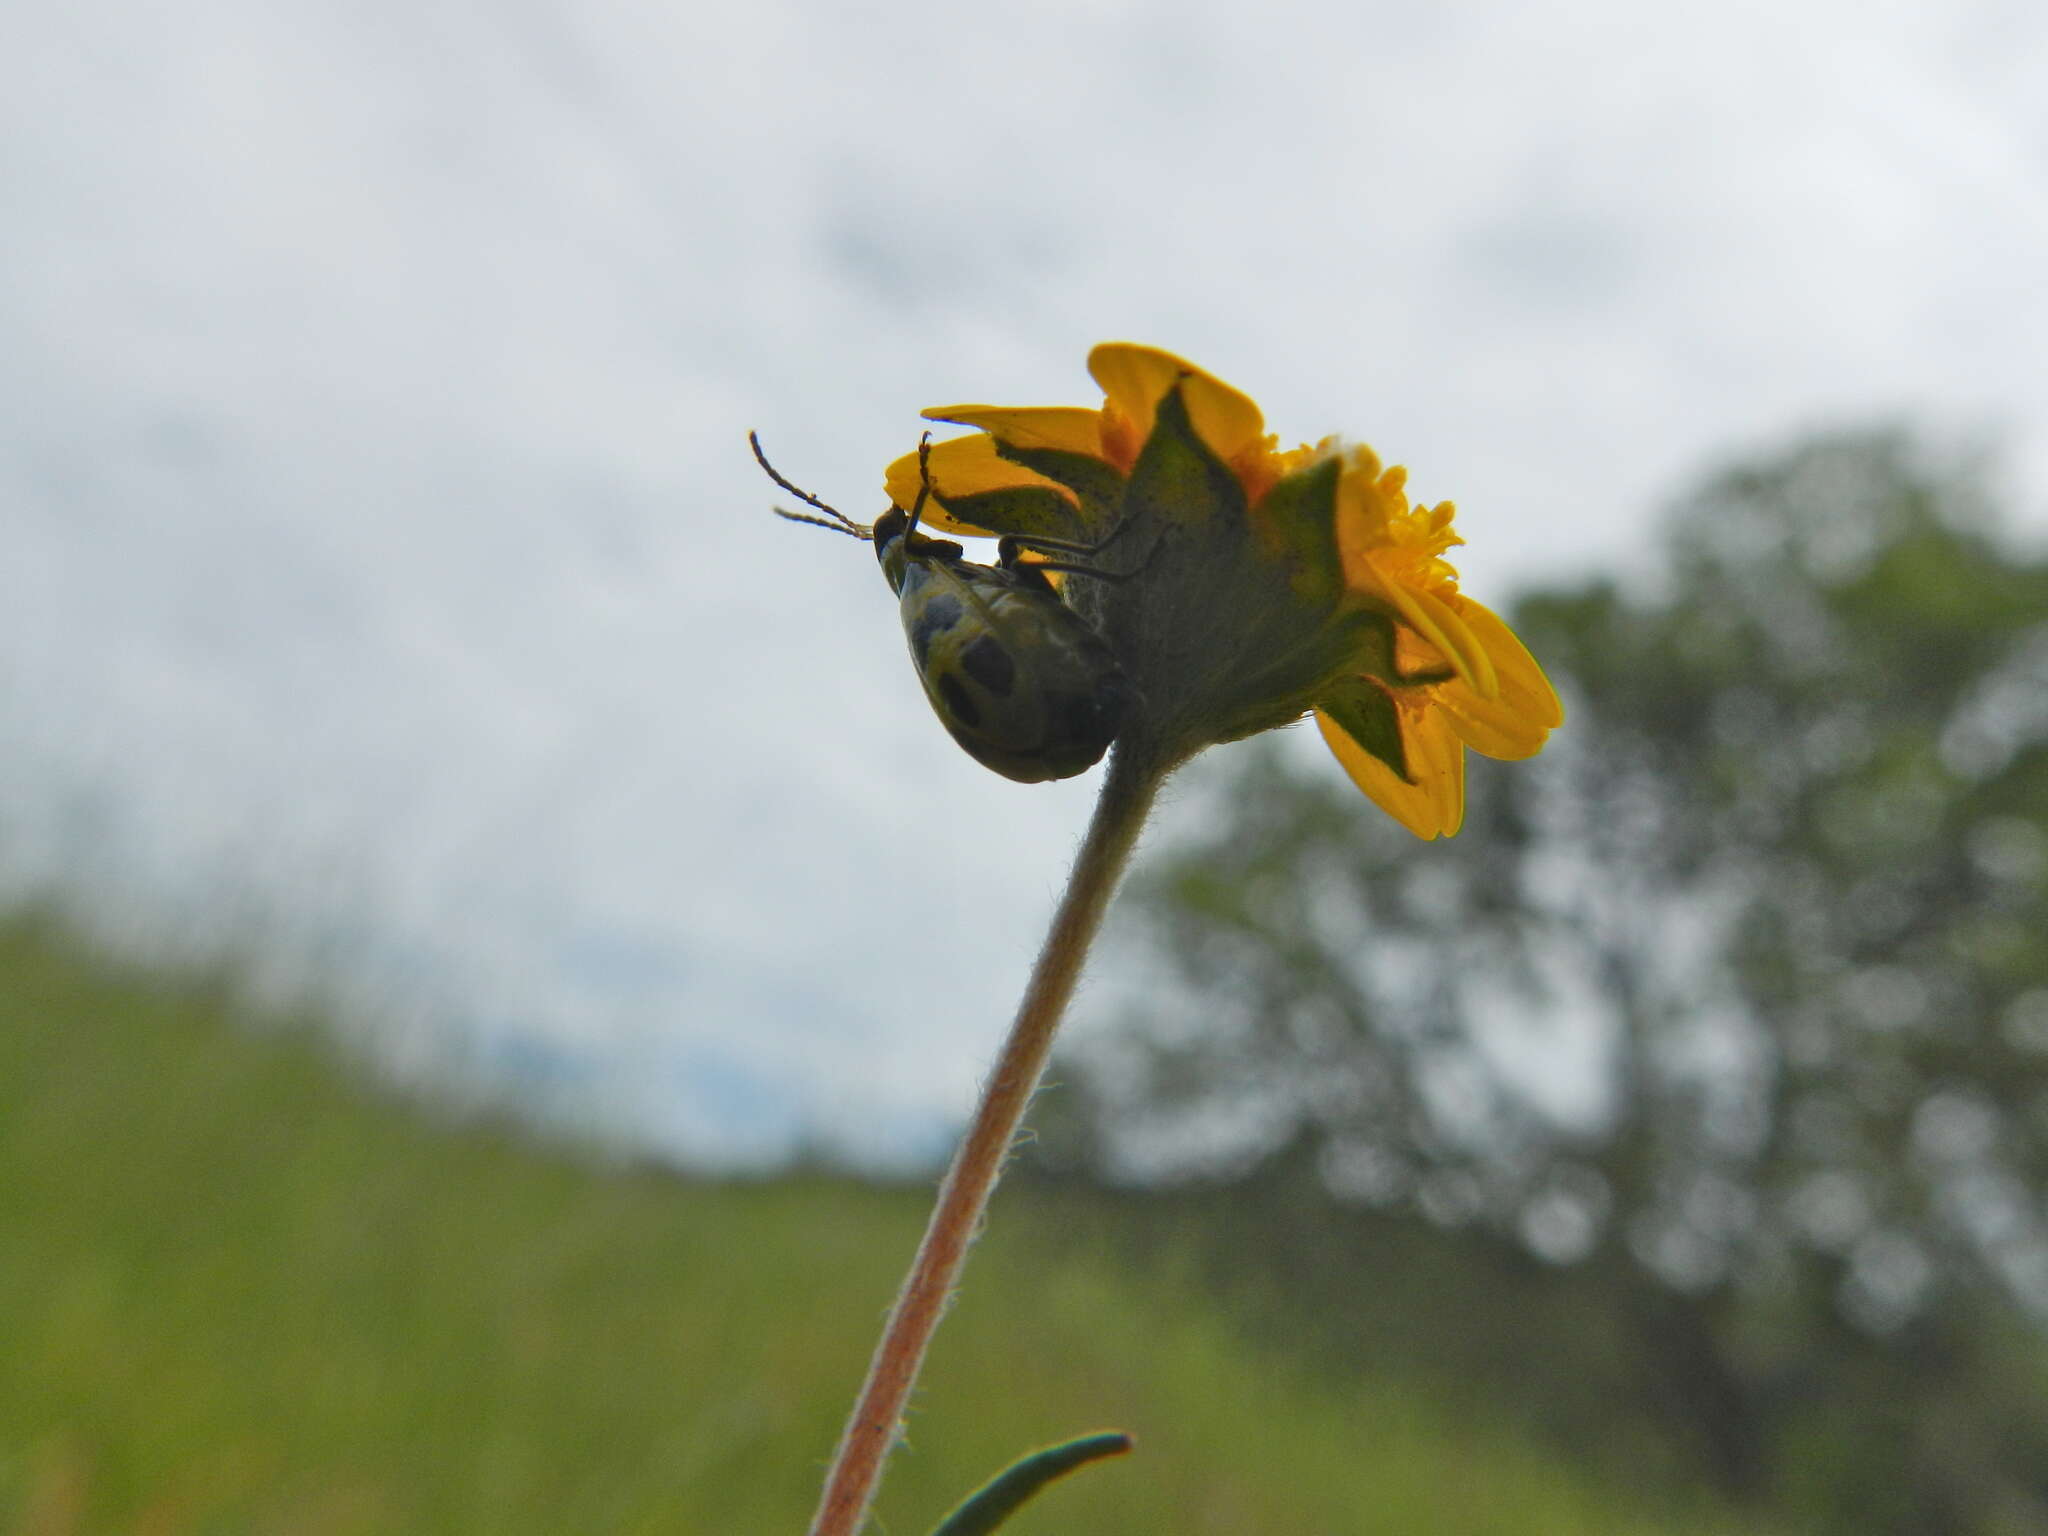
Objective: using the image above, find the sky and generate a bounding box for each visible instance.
[3,0,2046,1168]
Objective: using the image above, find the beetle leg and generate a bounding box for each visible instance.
[1007,514,1139,562]
[902,431,935,540]
[1016,554,1142,583]
[1002,523,1165,584]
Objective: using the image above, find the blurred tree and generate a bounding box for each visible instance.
[1058,429,2048,1533]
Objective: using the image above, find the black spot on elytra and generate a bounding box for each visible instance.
[909,594,965,664]
[1050,689,1117,746]
[937,672,982,728]
[960,634,1016,696]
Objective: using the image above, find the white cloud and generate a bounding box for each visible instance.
[3,0,2044,1165]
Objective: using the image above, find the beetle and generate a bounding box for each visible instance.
[751,431,1133,783]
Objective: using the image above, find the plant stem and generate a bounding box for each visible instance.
[805,744,1167,1536]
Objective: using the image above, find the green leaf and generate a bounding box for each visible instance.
[1319,672,1410,781]
[1254,454,1345,607]
[926,1431,1134,1536]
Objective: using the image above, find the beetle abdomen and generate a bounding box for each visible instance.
[899,563,1128,783]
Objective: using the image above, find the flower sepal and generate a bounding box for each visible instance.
[973,444,1126,537]
[931,482,1093,544]
[1066,385,1382,763]
[1249,451,1348,611]
[1317,671,1409,783]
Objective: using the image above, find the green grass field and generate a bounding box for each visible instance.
[0,916,1745,1534]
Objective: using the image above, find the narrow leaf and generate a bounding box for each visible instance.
[927,1431,1134,1536]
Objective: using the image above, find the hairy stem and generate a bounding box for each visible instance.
[806,744,1167,1536]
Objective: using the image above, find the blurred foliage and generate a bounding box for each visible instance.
[1062,428,2048,1533]
[0,917,1746,1535]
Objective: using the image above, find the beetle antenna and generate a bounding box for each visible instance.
[902,431,934,540]
[772,506,871,538]
[751,431,871,538]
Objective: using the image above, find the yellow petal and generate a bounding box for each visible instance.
[1426,601,1562,760]
[1460,601,1561,724]
[1401,584,1499,700]
[1333,456,1400,573]
[1394,624,1450,677]
[1269,438,1336,483]
[881,433,1077,538]
[1317,703,1466,840]
[1462,602,1561,718]
[920,405,1107,459]
[1347,554,1497,699]
[1086,342,1266,464]
[1086,344,1179,445]
[1436,683,1553,760]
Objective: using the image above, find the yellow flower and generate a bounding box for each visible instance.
[882,344,1562,838]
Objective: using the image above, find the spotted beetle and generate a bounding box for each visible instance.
[752,432,1133,783]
